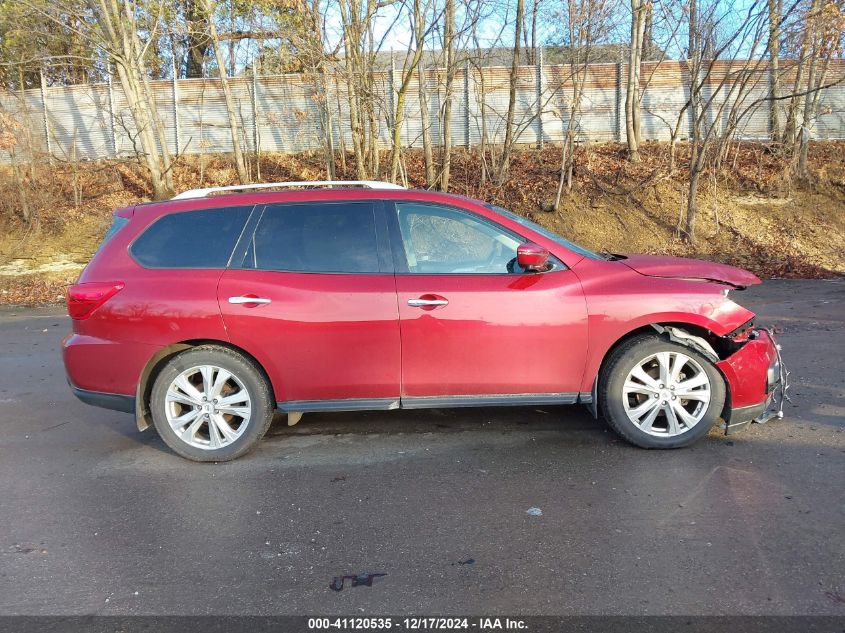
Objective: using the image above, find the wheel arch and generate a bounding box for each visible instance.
[134,339,275,431]
[588,321,732,420]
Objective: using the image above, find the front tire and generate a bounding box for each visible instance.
[599,335,726,449]
[150,345,274,462]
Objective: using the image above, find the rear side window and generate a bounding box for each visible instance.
[130,206,251,269]
[241,202,379,273]
[94,215,129,256]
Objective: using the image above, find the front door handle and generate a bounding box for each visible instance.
[407,298,448,307]
[228,296,271,305]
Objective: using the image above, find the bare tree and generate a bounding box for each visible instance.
[498,0,525,181]
[625,0,647,162]
[438,0,456,190]
[337,0,396,179]
[414,0,436,187]
[794,0,844,178]
[200,0,248,184]
[89,0,175,199]
[552,0,611,210]
[768,0,782,139]
[389,0,427,182]
[680,0,770,241]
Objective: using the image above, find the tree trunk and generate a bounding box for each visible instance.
[202,0,248,184]
[784,0,819,144]
[439,0,455,191]
[390,38,426,182]
[626,0,645,162]
[183,0,210,78]
[768,0,781,140]
[417,61,435,187]
[685,168,700,242]
[9,147,31,225]
[688,0,699,146]
[498,0,525,182]
[337,0,367,178]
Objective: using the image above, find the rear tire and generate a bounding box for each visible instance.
[150,345,274,462]
[598,335,725,449]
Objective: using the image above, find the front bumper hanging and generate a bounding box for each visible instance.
[718,328,790,436]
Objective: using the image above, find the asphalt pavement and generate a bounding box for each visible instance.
[0,279,842,616]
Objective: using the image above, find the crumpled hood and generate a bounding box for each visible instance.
[620,254,761,288]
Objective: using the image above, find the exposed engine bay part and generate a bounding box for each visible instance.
[650,324,719,362]
[723,318,756,340]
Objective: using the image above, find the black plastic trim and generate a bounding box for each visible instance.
[276,393,580,413]
[276,398,400,413]
[400,393,579,409]
[724,401,768,435]
[70,383,136,414]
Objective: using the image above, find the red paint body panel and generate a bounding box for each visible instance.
[218,270,401,402]
[395,269,587,396]
[571,258,757,394]
[62,334,159,395]
[716,329,777,408]
[621,254,761,287]
[61,186,776,428]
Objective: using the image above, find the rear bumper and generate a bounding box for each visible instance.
[62,333,158,396]
[69,381,136,414]
[717,328,782,435]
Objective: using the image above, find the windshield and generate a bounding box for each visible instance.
[487,205,602,260]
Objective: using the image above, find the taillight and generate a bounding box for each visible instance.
[67,282,124,320]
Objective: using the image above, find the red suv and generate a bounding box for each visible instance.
[62,182,784,461]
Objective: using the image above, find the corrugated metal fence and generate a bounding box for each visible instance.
[2,57,844,163]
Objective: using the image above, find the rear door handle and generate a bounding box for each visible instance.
[228,296,271,305]
[407,298,448,307]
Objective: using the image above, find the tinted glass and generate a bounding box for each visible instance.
[130,206,251,269]
[395,203,523,274]
[94,215,129,256]
[245,202,379,273]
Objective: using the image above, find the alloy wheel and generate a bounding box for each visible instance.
[164,365,252,450]
[622,351,712,437]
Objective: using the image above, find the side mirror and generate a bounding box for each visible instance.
[517,242,550,271]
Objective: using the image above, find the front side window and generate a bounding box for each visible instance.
[243,201,379,273]
[488,204,602,260]
[130,206,251,269]
[395,203,524,274]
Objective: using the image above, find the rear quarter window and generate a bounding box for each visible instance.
[93,215,130,256]
[130,206,252,269]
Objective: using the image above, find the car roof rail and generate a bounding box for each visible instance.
[171,180,406,200]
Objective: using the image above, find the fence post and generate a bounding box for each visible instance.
[464,60,471,148]
[615,55,624,143]
[106,66,118,157]
[172,66,181,156]
[536,48,544,149]
[39,70,53,163]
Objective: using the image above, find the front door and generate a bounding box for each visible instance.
[389,201,588,403]
[218,200,401,408]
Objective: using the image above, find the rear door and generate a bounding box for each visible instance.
[218,200,402,408]
[388,201,588,403]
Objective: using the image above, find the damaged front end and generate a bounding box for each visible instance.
[715,326,790,435]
